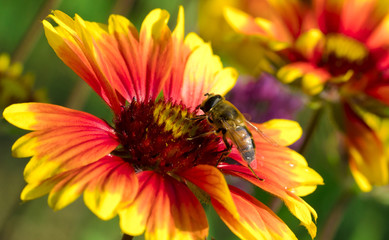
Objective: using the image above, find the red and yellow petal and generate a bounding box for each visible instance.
[180,165,278,239]
[162,7,236,108]
[344,104,388,191]
[21,155,138,219]
[219,164,319,238]
[224,7,291,50]
[164,21,238,110]
[97,14,141,102]
[265,0,307,39]
[277,62,312,84]
[339,0,387,41]
[3,102,115,131]
[219,118,323,237]
[84,158,138,220]
[314,0,345,34]
[367,14,389,49]
[277,62,331,95]
[227,147,323,198]
[43,11,122,113]
[45,8,237,112]
[366,84,389,106]
[180,37,238,109]
[180,165,239,219]
[163,6,190,101]
[254,143,323,196]
[294,29,325,61]
[253,119,303,146]
[3,103,119,182]
[233,119,323,196]
[119,171,208,240]
[138,9,173,101]
[213,185,297,240]
[44,9,177,111]
[224,7,272,37]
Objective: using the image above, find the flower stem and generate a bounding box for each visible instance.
[122,234,134,240]
[65,81,91,109]
[298,104,324,154]
[11,0,62,62]
[0,184,25,239]
[111,0,136,15]
[269,196,283,212]
[318,190,353,240]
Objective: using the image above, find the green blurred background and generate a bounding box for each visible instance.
[1,0,389,239]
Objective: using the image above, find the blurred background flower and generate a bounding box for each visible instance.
[198,0,389,239]
[226,73,305,123]
[0,53,46,110]
[198,0,279,75]
[220,0,389,192]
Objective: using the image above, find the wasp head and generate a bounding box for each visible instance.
[200,93,223,113]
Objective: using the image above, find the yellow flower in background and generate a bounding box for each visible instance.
[214,0,389,191]
[3,7,323,239]
[0,53,46,109]
[198,0,281,74]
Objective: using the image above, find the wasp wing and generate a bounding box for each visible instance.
[220,119,256,164]
[245,120,280,146]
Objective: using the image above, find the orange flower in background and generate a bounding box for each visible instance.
[223,0,389,191]
[3,7,323,239]
[0,53,46,108]
[198,0,281,74]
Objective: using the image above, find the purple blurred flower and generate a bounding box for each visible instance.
[227,73,305,123]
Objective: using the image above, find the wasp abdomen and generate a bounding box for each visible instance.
[234,125,255,163]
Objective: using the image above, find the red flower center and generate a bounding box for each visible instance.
[320,34,374,77]
[113,99,223,174]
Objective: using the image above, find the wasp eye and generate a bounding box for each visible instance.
[201,95,222,112]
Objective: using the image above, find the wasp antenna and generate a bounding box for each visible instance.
[247,164,264,181]
[245,120,280,147]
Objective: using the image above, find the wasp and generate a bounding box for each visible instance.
[192,93,277,180]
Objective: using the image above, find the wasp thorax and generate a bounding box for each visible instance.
[113,99,223,173]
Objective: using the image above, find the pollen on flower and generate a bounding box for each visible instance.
[325,34,368,62]
[322,34,374,76]
[113,99,224,173]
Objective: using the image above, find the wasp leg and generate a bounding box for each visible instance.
[216,128,232,163]
[247,164,264,181]
[188,115,207,121]
[187,130,217,140]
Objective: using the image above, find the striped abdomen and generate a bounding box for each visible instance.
[229,125,256,163]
